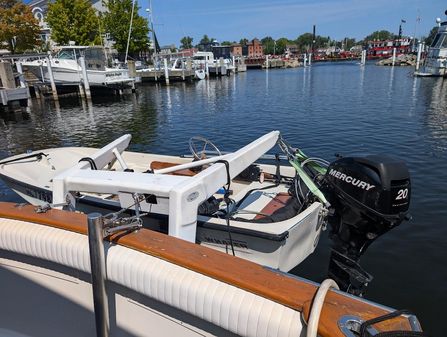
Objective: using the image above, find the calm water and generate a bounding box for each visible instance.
[1,62,446,335]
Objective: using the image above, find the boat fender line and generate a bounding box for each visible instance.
[306,278,339,337]
[359,309,428,337]
[0,152,48,166]
[79,157,98,170]
[214,159,235,256]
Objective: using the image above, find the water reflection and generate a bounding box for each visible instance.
[0,65,446,335]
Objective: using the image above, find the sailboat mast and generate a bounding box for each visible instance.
[125,0,136,63]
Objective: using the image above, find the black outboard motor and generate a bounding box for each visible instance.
[323,155,411,295]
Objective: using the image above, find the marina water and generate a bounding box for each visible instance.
[0,62,445,336]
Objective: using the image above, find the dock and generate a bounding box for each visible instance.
[0,61,29,107]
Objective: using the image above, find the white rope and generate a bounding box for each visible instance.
[306,278,340,337]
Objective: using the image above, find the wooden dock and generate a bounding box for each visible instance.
[139,69,195,83]
[0,61,29,107]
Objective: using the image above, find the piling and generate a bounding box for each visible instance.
[45,56,59,101]
[308,53,312,66]
[303,54,307,67]
[163,58,169,85]
[16,62,26,88]
[0,61,16,89]
[181,59,185,80]
[392,48,396,67]
[219,57,225,75]
[265,55,269,69]
[127,60,137,92]
[416,42,422,71]
[205,58,209,78]
[79,56,91,100]
[360,50,366,66]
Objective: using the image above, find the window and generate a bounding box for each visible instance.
[431,34,442,48]
[440,34,447,48]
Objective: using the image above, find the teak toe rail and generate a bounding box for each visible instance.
[0,202,413,337]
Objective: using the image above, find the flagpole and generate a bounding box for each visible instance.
[125,0,136,63]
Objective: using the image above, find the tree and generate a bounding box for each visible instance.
[221,41,232,46]
[0,0,40,53]
[103,0,149,55]
[180,36,193,49]
[261,36,274,54]
[196,34,215,51]
[425,26,438,46]
[239,38,249,46]
[47,0,100,46]
[363,30,395,42]
[295,33,329,52]
[275,37,293,55]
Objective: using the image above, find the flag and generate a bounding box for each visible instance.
[401,19,406,23]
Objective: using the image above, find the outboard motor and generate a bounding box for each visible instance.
[323,155,411,295]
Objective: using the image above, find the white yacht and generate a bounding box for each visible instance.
[193,51,235,76]
[415,11,447,77]
[21,46,135,88]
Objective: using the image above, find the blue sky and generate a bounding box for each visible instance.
[24,0,446,46]
[139,0,445,46]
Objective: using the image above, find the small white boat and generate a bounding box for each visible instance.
[415,11,447,77]
[0,202,425,337]
[21,46,135,88]
[0,132,327,272]
[0,131,412,296]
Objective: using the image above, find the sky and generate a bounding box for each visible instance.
[139,0,446,46]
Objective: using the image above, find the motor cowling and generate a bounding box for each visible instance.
[323,154,411,295]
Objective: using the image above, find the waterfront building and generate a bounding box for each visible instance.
[367,38,412,57]
[230,44,243,56]
[246,38,264,57]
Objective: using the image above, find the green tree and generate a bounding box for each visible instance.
[425,26,438,46]
[261,36,274,54]
[196,34,215,51]
[221,41,232,46]
[363,30,395,42]
[103,0,149,55]
[239,38,249,46]
[295,33,330,52]
[0,0,40,53]
[180,36,193,49]
[46,0,100,46]
[275,37,292,55]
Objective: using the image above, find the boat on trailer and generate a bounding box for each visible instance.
[0,131,412,295]
[0,202,425,337]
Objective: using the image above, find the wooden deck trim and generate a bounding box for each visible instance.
[0,202,414,336]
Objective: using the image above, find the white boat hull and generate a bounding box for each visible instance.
[23,60,134,87]
[0,145,324,272]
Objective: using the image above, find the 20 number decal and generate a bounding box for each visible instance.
[396,188,408,200]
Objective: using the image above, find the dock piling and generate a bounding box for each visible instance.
[45,56,59,101]
[79,56,91,100]
[392,48,397,67]
[163,58,170,85]
[0,61,16,89]
[360,50,366,66]
[416,42,422,71]
[303,54,307,67]
[308,53,312,66]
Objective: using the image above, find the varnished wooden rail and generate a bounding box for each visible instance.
[0,202,415,337]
